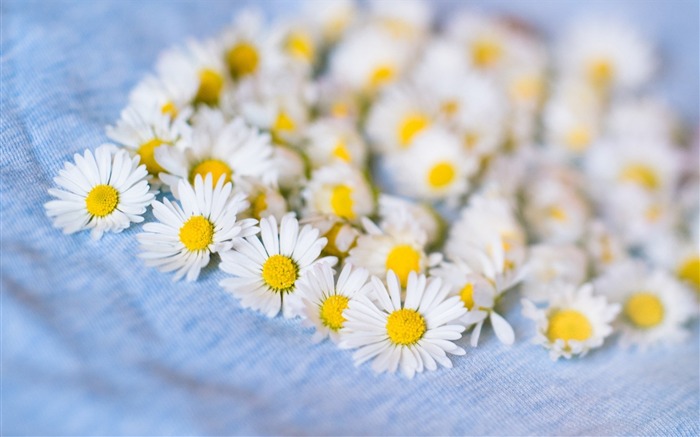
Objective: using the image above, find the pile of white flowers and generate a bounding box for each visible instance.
[45,0,699,377]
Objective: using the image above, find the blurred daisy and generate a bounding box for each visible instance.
[543,80,602,156]
[129,74,193,122]
[218,9,278,80]
[297,262,370,344]
[302,0,356,43]
[157,111,276,197]
[304,118,367,168]
[271,145,308,192]
[378,194,443,247]
[45,145,154,240]
[302,215,360,261]
[584,220,629,274]
[522,283,620,360]
[137,174,256,282]
[446,12,514,72]
[219,213,336,318]
[302,164,375,223]
[340,271,467,379]
[606,97,679,142]
[368,0,431,42]
[595,261,696,349]
[520,244,588,302]
[270,19,322,69]
[234,176,287,221]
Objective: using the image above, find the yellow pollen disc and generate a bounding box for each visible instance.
[320,294,350,331]
[546,309,593,343]
[261,254,298,292]
[386,308,427,346]
[471,38,503,68]
[460,283,475,310]
[464,132,479,150]
[619,164,659,190]
[330,185,355,220]
[85,184,119,217]
[441,100,459,117]
[332,140,352,162]
[227,42,259,78]
[369,64,396,89]
[195,69,224,106]
[286,31,315,62]
[179,215,214,251]
[625,292,664,328]
[273,110,296,134]
[677,256,700,292]
[189,159,232,185]
[398,113,429,147]
[161,101,178,118]
[511,76,543,103]
[645,205,662,222]
[252,193,268,220]
[331,101,349,118]
[548,205,568,222]
[587,58,614,88]
[385,244,421,288]
[565,126,592,151]
[427,161,456,189]
[137,138,169,175]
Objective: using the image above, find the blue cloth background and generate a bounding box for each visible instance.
[2,1,699,435]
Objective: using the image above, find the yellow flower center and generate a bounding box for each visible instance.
[189,159,232,185]
[587,58,614,88]
[386,308,427,345]
[195,68,224,106]
[427,161,456,189]
[460,283,475,310]
[464,132,479,150]
[179,215,214,251]
[286,31,315,62]
[330,185,355,220]
[677,256,700,292]
[85,184,119,217]
[137,138,169,175]
[161,101,178,118]
[332,139,352,162]
[252,192,268,220]
[369,64,396,89]
[547,205,568,222]
[546,309,593,343]
[385,244,421,288]
[565,126,592,152]
[331,101,350,118]
[441,99,459,117]
[261,254,299,292]
[471,38,503,68]
[619,164,659,190]
[320,294,350,331]
[272,110,296,143]
[226,42,259,78]
[511,75,543,103]
[398,113,429,147]
[624,292,664,328]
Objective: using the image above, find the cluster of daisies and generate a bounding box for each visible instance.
[45,1,698,377]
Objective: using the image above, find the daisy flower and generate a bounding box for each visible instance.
[129,74,194,122]
[234,176,288,221]
[137,174,257,282]
[271,145,308,192]
[297,262,371,344]
[218,9,279,80]
[106,104,191,179]
[522,283,620,360]
[347,215,439,288]
[156,110,276,197]
[302,0,356,43]
[595,261,696,349]
[219,213,337,318]
[302,163,375,223]
[340,271,467,379]
[543,80,602,156]
[378,194,443,247]
[302,215,360,261]
[368,0,432,42]
[304,117,368,169]
[446,12,514,72]
[584,220,630,274]
[45,144,154,240]
[520,244,588,303]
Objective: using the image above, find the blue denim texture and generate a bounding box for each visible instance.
[2,1,698,435]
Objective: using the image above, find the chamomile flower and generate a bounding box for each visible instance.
[595,261,696,349]
[446,12,514,72]
[520,244,588,302]
[368,0,431,42]
[129,74,193,122]
[156,111,276,197]
[219,213,337,318]
[584,220,629,274]
[297,262,371,344]
[340,271,467,379]
[234,176,288,221]
[218,9,280,80]
[347,216,439,288]
[302,0,356,43]
[304,118,368,168]
[137,174,257,282]
[302,215,361,261]
[271,19,322,70]
[106,104,191,180]
[522,283,620,360]
[45,145,154,240]
[302,164,375,223]
[378,194,443,247]
[386,126,477,201]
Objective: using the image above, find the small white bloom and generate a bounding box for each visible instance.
[368,0,432,42]
[304,117,368,169]
[302,163,374,223]
[340,271,467,379]
[234,176,288,222]
[219,213,337,318]
[378,194,443,247]
[521,244,588,303]
[45,145,154,240]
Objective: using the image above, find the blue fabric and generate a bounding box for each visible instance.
[2,1,698,435]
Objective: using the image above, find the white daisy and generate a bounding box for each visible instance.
[45,144,154,240]
[217,9,280,80]
[595,261,696,349]
[520,244,588,303]
[234,176,288,221]
[301,215,361,261]
[584,220,630,274]
[304,117,368,169]
[445,11,515,72]
[368,0,431,42]
[301,0,356,43]
[297,262,371,344]
[522,283,620,360]
[129,74,194,122]
[156,110,276,197]
[378,194,443,247]
[302,163,375,223]
[219,213,337,318]
[339,271,467,379]
[137,174,256,282]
